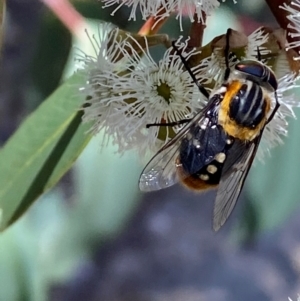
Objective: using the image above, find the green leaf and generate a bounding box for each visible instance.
[0,72,92,231]
[31,13,72,100]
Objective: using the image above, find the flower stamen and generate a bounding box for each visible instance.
[156,82,172,104]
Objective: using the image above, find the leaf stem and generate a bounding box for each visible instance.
[41,0,88,39]
[138,5,168,35]
[188,12,206,48]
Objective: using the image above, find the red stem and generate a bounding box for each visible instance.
[138,6,168,36]
[41,0,86,38]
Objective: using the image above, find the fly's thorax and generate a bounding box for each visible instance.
[217,79,271,141]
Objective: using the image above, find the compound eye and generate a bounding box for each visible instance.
[235,60,264,78]
[235,60,278,91]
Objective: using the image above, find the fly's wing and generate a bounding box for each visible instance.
[139,94,222,192]
[212,136,261,231]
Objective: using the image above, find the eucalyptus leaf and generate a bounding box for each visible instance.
[31,13,72,100]
[0,72,91,230]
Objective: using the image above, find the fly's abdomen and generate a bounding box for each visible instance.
[178,143,232,191]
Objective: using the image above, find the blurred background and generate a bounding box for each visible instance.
[1,0,300,300]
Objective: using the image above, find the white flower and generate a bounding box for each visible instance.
[115,37,209,153]
[102,0,155,21]
[101,0,231,30]
[78,26,209,154]
[280,0,300,58]
[259,73,300,159]
[246,27,270,59]
[161,0,220,31]
[76,23,137,150]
